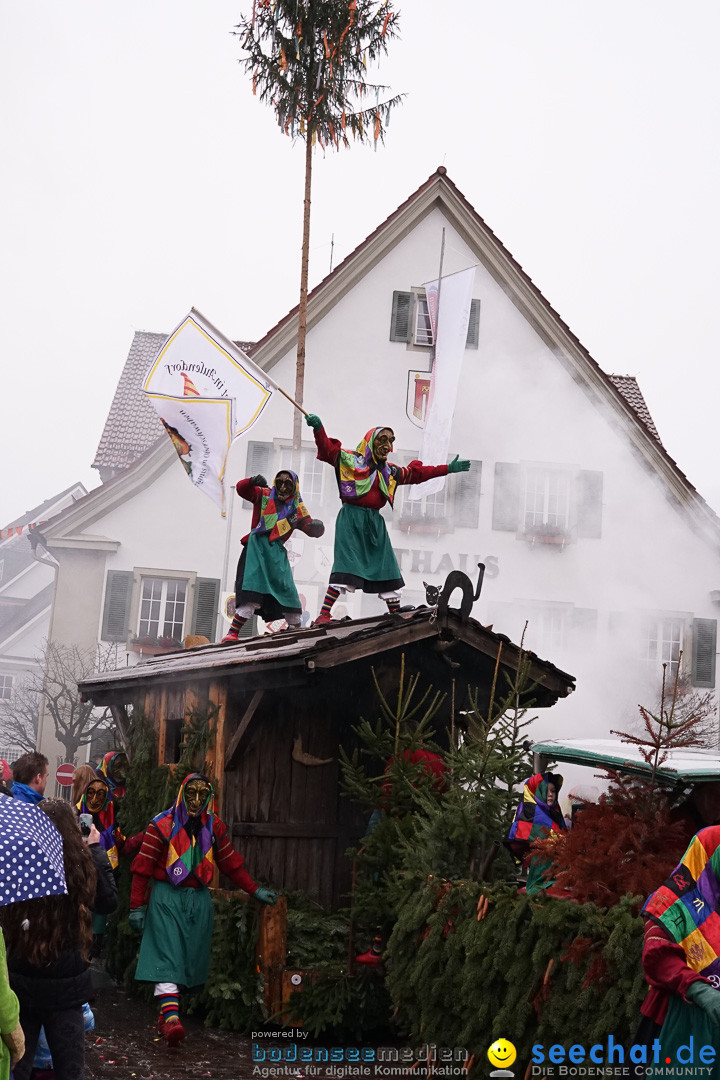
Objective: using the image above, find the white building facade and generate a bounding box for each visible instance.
[36,168,720,763]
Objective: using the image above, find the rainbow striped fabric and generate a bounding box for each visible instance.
[251,470,310,543]
[338,428,399,506]
[156,773,217,887]
[643,825,720,982]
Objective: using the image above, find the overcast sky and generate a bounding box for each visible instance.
[3,1,719,527]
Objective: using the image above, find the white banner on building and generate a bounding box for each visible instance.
[144,308,274,440]
[409,267,476,500]
[146,393,233,515]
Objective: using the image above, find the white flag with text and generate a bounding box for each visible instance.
[144,309,273,440]
[409,267,476,500]
[146,393,233,515]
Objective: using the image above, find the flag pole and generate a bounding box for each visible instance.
[430,228,446,373]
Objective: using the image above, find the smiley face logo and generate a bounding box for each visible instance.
[488,1040,517,1070]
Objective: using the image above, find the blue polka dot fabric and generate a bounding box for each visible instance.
[0,793,67,907]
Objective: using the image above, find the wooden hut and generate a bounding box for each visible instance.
[79,607,575,910]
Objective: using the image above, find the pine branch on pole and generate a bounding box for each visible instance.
[234,1,405,451]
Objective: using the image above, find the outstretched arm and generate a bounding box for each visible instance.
[397,455,471,486]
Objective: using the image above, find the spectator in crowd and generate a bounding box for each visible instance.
[11,753,48,805]
[0,927,23,1080]
[1,798,117,1080]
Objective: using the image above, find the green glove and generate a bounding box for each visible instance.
[128,906,146,933]
[305,414,323,431]
[687,981,720,1026]
[254,886,278,905]
[447,455,471,474]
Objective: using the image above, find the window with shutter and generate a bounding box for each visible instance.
[101,570,133,642]
[577,471,603,538]
[466,299,481,349]
[692,618,717,688]
[453,460,482,528]
[491,463,521,531]
[193,577,221,642]
[243,442,273,507]
[389,291,415,342]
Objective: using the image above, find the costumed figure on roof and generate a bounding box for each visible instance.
[505,772,567,894]
[304,415,470,623]
[635,826,720,1070]
[223,470,324,643]
[128,773,277,1046]
[97,751,128,802]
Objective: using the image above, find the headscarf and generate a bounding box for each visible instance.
[251,470,311,543]
[337,428,399,507]
[643,825,720,983]
[155,772,217,887]
[76,775,121,869]
[97,751,126,800]
[507,772,566,846]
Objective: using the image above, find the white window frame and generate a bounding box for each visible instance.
[414,292,434,346]
[278,445,324,502]
[521,602,572,657]
[523,466,572,532]
[0,674,13,701]
[642,613,689,681]
[129,568,197,643]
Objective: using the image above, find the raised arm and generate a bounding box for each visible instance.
[235,475,268,503]
[305,414,341,466]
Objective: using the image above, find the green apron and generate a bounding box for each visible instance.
[236,532,301,618]
[134,880,214,989]
[330,503,404,593]
[653,993,720,1078]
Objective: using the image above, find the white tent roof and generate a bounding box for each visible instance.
[532,738,720,786]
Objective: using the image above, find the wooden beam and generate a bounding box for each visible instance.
[224,690,264,772]
[109,704,131,753]
[256,895,287,1019]
[206,681,228,807]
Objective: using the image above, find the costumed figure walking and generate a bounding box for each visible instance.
[223,469,324,643]
[304,416,470,623]
[635,825,720,1071]
[129,773,277,1046]
[505,772,567,894]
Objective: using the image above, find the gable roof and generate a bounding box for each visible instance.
[0,583,54,648]
[90,168,718,547]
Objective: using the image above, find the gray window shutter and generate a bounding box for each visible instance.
[100,570,133,642]
[390,291,415,342]
[492,462,521,531]
[193,577,221,641]
[577,470,603,538]
[692,618,717,688]
[243,441,273,507]
[453,460,482,528]
[465,299,481,349]
[237,615,257,639]
[570,607,598,639]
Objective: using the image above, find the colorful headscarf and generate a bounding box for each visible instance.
[156,772,217,887]
[97,751,126,800]
[643,825,720,984]
[76,775,121,870]
[507,772,566,845]
[251,470,311,543]
[337,428,400,507]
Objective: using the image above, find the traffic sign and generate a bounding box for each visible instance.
[55,763,75,787]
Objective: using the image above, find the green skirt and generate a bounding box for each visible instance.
[134,880,214,990]
[652,993,720,1079]
[330,503,404,593]
[235,532,301,620]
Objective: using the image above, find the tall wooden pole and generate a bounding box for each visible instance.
[293,134,313,452]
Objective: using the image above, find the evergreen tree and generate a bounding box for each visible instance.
[234,1,404,448]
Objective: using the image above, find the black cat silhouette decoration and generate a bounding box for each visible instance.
[423,562,485,623]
